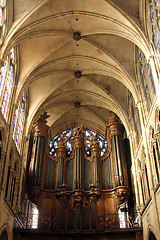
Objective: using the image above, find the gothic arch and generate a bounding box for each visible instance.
[0,228,8,240]
[149,230,157,240]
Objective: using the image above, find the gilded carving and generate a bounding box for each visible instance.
[73,190,83,207]
[88,184,100,202]
[72,125,84,148]
[106,112,122,140]
[57,184,69,202]
[115,186,130,205]
[34,112,50,137]
[90,135,100,157]
[57,138,66,157]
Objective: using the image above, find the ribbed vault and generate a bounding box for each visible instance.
[1,0,151,137]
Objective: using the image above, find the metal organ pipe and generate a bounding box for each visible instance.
[57,139,66,189]
[73,127,84,190]
[107,112,127,187]
[90,137,100,188]
[30,112,49,188]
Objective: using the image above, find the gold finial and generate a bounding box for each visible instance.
[108,112,119,124]
[37,112,50,124]
[57,137,66,157]
[34,112,50,137]
[107,112,122,138]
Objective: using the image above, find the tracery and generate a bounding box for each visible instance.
[49,126,107,157]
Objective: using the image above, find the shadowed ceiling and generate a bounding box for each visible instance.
[2,0,151,137]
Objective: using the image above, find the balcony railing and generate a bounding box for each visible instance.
[14,212,142,232]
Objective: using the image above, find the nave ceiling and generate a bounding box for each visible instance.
[1,0,151,137]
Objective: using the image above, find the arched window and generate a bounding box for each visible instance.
[137,48,156,113]
[0,0,6,43]
[50,126,107,157]
[147,0,159,51]
[148,1,160,54]
[130,96,142,146]
[0,49,15,121]
[12,92,26,152]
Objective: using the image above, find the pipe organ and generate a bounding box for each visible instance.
[28,112,130,230]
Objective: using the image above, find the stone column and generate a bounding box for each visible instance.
[6,166,14,201]
[153,139,160,179]
[150,147,158,187]
[13,176,20,209]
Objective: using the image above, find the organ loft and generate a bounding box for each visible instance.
[27,112,131,231]
[1,1,160,240]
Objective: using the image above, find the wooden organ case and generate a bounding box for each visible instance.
[28,112,130,231]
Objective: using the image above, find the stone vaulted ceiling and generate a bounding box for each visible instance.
[2,0,151,137]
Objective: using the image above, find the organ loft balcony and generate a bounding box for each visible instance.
[14,112,143,240]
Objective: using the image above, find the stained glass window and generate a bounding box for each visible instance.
[157,13,160,31]
[12,93,25,151]
[0,57,8,96]
[148,0,160,53]
[50,129,73,156]
[0,0,6,41]
[150,5,154,22]
[140,64,152,111]
[1,66,13,117]
[148,66,156,95]
[0,7,2,26]
[10,48,14,63]
[137,48,156,113]
[155,0,159,6]
[0,50,15,120]
[153,28,160,50]
[1,0,5,6]
[84,128,107,156]
[50,126,107,157]
[0,0,5,26]
[130,96,142,145]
